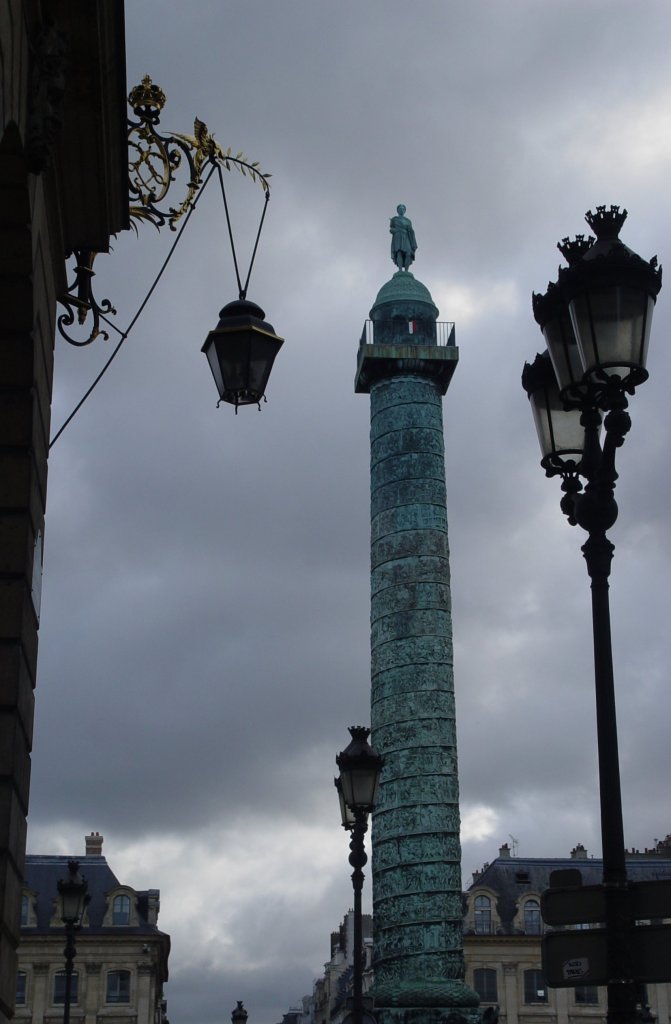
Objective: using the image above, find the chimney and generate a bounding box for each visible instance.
[85,831,104,856]
[570,843,587,859]
[146,889,160,925]
[499,843,511,859]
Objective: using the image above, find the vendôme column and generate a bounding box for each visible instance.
[354,206,479,1024]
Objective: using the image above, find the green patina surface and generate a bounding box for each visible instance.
[372,270,438,314]
[359,270,479,1024]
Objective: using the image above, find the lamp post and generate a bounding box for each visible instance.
[522,206,662,1024]
[335,726,383,1024]
[57,860,90,1024]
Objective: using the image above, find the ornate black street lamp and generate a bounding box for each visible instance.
[231,1001,248,1024]
[523,206,662,1024]
[335,726,383,1024]
[57,860,90,1024]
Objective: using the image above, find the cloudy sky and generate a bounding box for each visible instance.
[26,2,671,1023]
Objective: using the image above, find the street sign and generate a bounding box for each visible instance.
[631,880,671,920]
[543,929,608,986]
[541,879,671,927]
[541,884,605,926]
[635,925,671,981]
[543,924,671,987]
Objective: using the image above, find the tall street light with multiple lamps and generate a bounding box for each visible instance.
[522,205,662,1024]
[336,727,384,1024]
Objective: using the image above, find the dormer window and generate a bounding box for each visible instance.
[112,893,131,925]
[524,898,541,934]
[20,893,29,926]
[474,895,492,934]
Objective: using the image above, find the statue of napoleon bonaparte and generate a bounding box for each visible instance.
[390,204,417,271]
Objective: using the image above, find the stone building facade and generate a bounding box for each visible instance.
[464,840,671,1024]
[297,911,373,1024]
[289,839,671,1024]
[0,4,128,1018]
[15,833,169,1024]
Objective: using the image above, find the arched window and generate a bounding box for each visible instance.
[524,969,548,1004]
[112,893,131,925]
[16,972,27,1006]
[474,895,492,934]
[54,971,78,1004]
[106,970,130,1004]
[473,968,497,1003]
[524,898,541,934]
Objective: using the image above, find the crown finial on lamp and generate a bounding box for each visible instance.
[584,204,628,241]
[557,234,594,266]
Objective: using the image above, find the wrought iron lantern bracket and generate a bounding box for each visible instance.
[57,76,272,346]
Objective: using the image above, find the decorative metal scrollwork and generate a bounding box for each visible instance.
[57,76,271,346]
[57,249,117,346]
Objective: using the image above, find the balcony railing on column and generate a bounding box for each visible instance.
[360,319,456,347]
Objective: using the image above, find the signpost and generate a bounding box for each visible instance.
[543,925,671,987]
[541,875,671,988]
[541,878,671,928]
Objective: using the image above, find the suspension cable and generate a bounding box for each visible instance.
[50,154,272,448]
[49,164,218,449]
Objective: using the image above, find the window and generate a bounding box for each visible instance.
[524,899,541,935]
[575,985,599,1004]
[54,971,78,1004]
[524,969,548,1004]
[106,970,130,1004]
[473,968,498,1003]
[16,972,27,1006]
[112,893,131,925]
[474,895,492,934]
[20,894,29,926]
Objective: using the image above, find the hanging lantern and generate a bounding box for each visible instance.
[202,299,284,410]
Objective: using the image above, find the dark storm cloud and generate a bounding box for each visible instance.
[28,2,671,1022]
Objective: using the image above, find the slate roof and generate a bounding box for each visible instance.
[466,854,671,934]
[471,855,671,893]
[23,854,165,936]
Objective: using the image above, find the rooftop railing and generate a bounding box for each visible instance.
[359,319,456,347]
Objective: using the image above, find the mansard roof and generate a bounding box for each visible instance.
[466,853,671,933]
[470,854,671,896]
[23,854,164,935]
